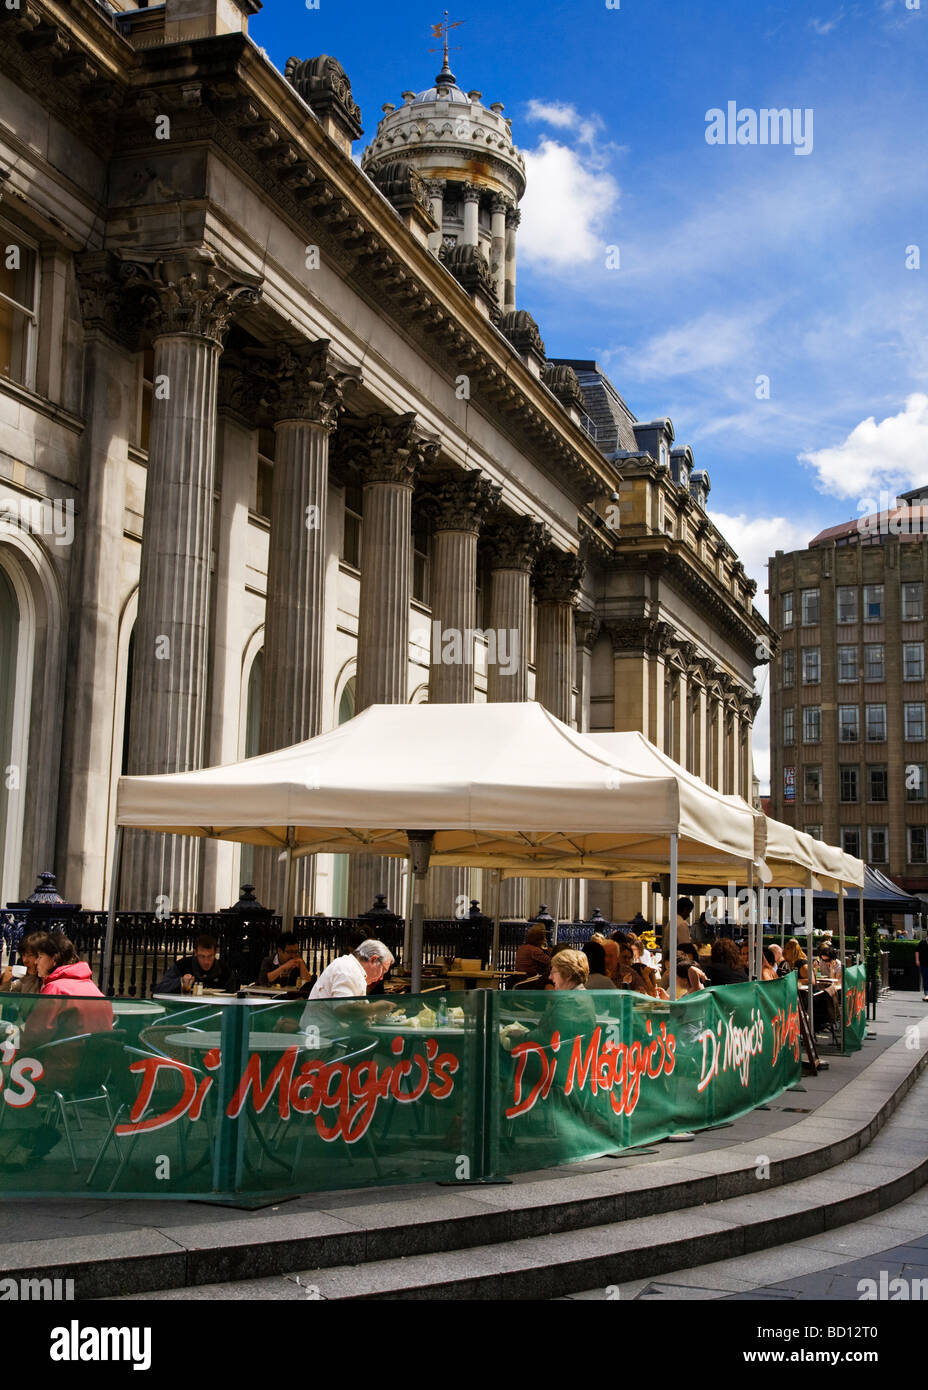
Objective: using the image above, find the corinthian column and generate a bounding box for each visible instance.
[533,546,584,921]
[425,470,501,915]
[484,515,549,918]
[504,205,520,313]
[338,414,429,914]
[122,254,261,912]
[489,195,508,308]
[252,341,360,914]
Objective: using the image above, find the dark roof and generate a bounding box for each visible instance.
[814,865,922,909]
[547,359,639,452]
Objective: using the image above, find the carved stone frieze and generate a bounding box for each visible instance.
[607,617,674,656]
[574,611,601,652]
[284,54,363,141]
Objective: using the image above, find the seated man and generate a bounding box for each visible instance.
[258,933,313,987]
[300,939,396,1034]
[154,934,237,994]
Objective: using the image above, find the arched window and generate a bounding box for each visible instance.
[0,566,19,899]
[331,676,356,914]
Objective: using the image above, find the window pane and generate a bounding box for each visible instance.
[802,706,821,743]
[839,765,858,802]
[841,827,861,857]
[783,708,795,744]
[838,704,859,742]
[906,763,927,802]
[0,239,36,312]
[863,584,884,621]
[909,826,927,864]
[783,651,795,685]
[867,765,888,802]
[905,703,926,740]
[801,647,820,684]
[863,644,884,681]
[866,704,886,740]
[902,582,923,621]
[782,592,794,628]
[805,824,823,840]
[868,827,888,863]
[801,589,820,625]
[904,643,924,680]
[803,765,822,802]
[837,646,858,682]
[836,586,858,624]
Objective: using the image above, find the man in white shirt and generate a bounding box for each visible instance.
[309,939,394,998]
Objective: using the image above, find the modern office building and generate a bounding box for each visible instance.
[768,488,928,894]
[0,0,773,922]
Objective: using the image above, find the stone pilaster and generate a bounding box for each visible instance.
[574,611,601,735]
[252,341,360,914]
[121,253,261,911]
[337,414,430,914]
[424,178,446,255]
[462,183,480,247]
[489,194,508,310]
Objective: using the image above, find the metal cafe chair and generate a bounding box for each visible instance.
[27,1028,129,1173]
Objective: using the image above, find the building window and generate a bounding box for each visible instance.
[863,644,884,682]
[902,582,923,621]
[801,647,820,684]
[802,706,821,744]
[783,707,795,744]
[906,763,927,802]
[782,592,794,629]
[865,703,886,741]
[904,702,926,741]
[341,485,362,568]
[867,764,888,802]
[839,765,859,802]
[803,765,822,802]
[908,825,927,864]
[868,827,888,864]
[782,648,795,688]
[841,826,861,858]
[837,646,858,683]
[801,588,820,626]
[0,221,38,389]
[836,586,858,624]
[805,824,824,840]
[863,584,884,621]
[904,643,925,681]
[838,704,859,742]
[412,529,430,604]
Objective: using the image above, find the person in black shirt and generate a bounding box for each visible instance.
[918,931,928,1002]
[702,937,749,987]
[154,934,237,994]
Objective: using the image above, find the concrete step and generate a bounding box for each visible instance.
[3,1016,927,1299]
[275,1070,928,1300]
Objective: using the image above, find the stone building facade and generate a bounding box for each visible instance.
[768,494,928,893]
[0,0,772,921]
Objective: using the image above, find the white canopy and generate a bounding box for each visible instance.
[116,702,757,880]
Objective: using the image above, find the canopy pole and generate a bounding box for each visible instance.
[282,828,296,935]
[804,871,814,1024]
[667,833,678,1000]
[403,856,414,963]
[746,859,756,980]
[102,825,123,996]
[407,832,434,995]
[837,880,846,1052]
[490,868,502,970]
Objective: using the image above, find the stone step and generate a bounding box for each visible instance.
[283,1070,928,1300]
[3,1019,927,1299]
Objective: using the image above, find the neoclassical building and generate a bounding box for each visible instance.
[0,0,774,922]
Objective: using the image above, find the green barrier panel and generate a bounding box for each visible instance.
[843,964,867,1053]
[488,975,802,1175]
[1,980,800,1198]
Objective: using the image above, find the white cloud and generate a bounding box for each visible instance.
[623,304,778,379]
[799,393,928,500]
[525,99,604,151]
[809,9,845,35]
[707,510,817,600]
[519,137,619,268]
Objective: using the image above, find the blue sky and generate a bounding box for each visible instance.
[251,0,928,787]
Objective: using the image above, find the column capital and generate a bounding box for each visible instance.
[484,514,550,571]
[533,547,584,604]
[505,205,521,229]
[423,178,447,198]
[251,340,361,430]
[462,182,482,204]
[336,412,432,486]
[217,354,262,428]
[607,616,673,656]
[489,192,510,217]
[574,610,601,652]
[421,469,502,534]
[120,251,262,348]
[75,251,145,350]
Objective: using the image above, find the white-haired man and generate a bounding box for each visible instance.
[309,938,395,999]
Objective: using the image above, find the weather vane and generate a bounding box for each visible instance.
[429,11,464,77]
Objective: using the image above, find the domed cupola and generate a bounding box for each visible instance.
[361,26,525,313]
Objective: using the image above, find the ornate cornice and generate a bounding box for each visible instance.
[500,309,545,359]
[542,362,584,413]
[248,340,361,431]
[368,160,432,218]
[420,470,502,534]
[607,616,674,656]
[439,243,501,324]
[533,547,585,605]
[120,252,262,347]
[284,54,363,141]
[483,514,550,572]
